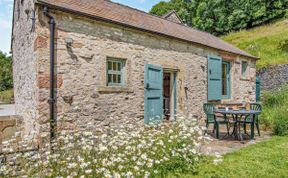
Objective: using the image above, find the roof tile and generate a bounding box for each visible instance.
[38,0,257,59]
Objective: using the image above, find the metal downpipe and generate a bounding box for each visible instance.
[43,6,56,143]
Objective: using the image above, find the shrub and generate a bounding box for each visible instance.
[0,89,14,104]
[273,108,288,136]
[0,116,210,177]
[150,0,288,36]
[261,85,288,135]
[0,51,13,91]
[278,39,288,53]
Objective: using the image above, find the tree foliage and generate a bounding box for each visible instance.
[150,0,288,35]
[0,51,13,91]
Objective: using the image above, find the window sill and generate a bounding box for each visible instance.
[221,99,235,103]
[97,86,134,94]
[221,97,231,100]
[240,77,251,81]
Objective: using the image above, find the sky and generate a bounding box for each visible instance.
[0,0,14,54]
[0,0,165,54]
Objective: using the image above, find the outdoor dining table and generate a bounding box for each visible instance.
[215,109,262,142]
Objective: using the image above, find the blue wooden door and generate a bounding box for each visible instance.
[208,55,222,101]
[144,64,163,124]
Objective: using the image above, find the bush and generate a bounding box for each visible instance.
[150,0,288,36]
[278,39,288,53]
[261,85,288,135]
[273,108,288,136]
[0,89,14,104]
[0,51,13,91]
[0,116,210,177]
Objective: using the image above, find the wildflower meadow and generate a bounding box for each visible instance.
[0,115,211,177]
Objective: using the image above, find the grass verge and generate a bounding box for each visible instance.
[222,19,288,69]
[0,89,13,104]
[176,136,288,178]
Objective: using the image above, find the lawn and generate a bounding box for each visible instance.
[176,136,288,178]
[222,19,288,69]
[0,89,13,104]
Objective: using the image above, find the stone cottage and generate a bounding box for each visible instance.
[11,0,258,138]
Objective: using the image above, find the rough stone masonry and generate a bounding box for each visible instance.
[11,1,257,144]
[257,64,288,92]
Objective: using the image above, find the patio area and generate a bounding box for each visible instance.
[0,104,15,116]
[201,102,269,155]
[201,128,272,155]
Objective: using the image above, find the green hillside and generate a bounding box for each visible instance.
[222,19,288,69]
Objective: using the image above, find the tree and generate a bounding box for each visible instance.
[149,1,174,16]
[0,51,13,91]
[149,0,288,35]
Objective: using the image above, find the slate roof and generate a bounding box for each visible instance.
[37,0,258,59]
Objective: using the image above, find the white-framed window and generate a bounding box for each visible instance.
[106,57,125,87]
[241,61,248,78]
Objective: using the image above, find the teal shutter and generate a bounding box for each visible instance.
[144,64,163,124]
[208,55,222,100]
[256,76,260,102]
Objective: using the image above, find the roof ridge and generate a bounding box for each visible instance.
[108,1,227,43]
[109,0,186,26]
[161,10,177,17]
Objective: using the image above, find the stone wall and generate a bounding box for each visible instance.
[257,64,288,92]
[0,116,23,152]
[31,9,257,135]
[228,55,257,103]
[12,0,38,136]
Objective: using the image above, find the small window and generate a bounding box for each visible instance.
[241,61,248,78]
[107,58,125,86]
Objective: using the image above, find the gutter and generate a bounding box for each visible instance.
[43,6,56,143]
[10,0,16,54]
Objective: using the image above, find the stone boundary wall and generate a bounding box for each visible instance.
[0,116,23,152]
[257,64,288,92]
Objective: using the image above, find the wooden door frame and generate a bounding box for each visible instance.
[162,68,177,121]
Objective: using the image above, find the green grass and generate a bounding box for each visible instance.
[222,19,288,69]
[175,136,288,178]
[0,89,13,104]
[260,85,288,135]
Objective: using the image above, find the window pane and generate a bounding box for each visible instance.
[107,58,124,86]
[113,62,117,71]
[242,62,247,77]
[117,75,121,84]
[108,61,112,70]
[108,74,113,83]
[113,74,118,83]
[117,62,121,71]
[222,63,227,96]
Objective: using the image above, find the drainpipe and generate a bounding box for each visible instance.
[43,6,56,143]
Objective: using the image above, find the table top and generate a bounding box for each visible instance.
[215,109,261,115]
